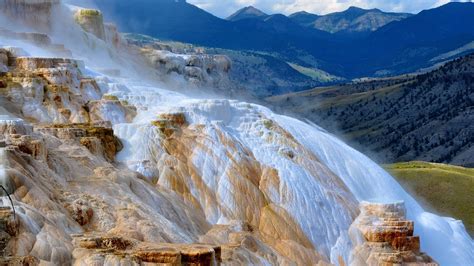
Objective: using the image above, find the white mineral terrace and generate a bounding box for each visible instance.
[110,78,474,265]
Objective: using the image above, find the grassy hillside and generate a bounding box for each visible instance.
[288,63,343,83]
[385,161,474,236]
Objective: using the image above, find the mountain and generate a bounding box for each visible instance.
[293,6,412,33]
[288,11,320,27]
[90,1,474,80]
[349,2,474,76]
[91,0,329,51]
[267,53,474,167]
[227,6,268,21]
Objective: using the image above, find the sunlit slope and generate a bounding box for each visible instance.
[385,161,474,236]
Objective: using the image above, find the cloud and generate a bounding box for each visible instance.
[187,0,470,18]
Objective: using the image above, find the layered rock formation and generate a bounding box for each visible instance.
[0,50,136,124]
[350,202,438,265]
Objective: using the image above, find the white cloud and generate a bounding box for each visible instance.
[187,0,471,18]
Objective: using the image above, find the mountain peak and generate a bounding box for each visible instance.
[227,6,268,21]
[289,11,318,17]
[288,11,320,27]
[344,6,378,14]
[347,6,364,11]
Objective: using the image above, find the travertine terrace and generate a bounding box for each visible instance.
[0,0,472,265]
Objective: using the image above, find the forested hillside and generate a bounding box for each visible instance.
[268,54,474,166]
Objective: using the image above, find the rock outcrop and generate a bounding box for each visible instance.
[140,47,234,90]
[349,202,438,266]
[74,9,106,41]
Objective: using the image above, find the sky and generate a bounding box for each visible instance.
[187,0,471,18]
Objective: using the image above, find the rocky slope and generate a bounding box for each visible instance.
[0,1,472,265]
[268,53,474,167]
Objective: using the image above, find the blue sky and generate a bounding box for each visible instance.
[187,0,471,18]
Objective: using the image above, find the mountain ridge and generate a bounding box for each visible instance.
[289,6,412,33]
[89,0,474,79]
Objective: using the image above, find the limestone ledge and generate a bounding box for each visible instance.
[72,8,126,50]
[4,134,47,161]
[0,206,25,265]
[13,57,82,72]
[72,234,223,265]
[88,96,137,124]
[35,123,122,161]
